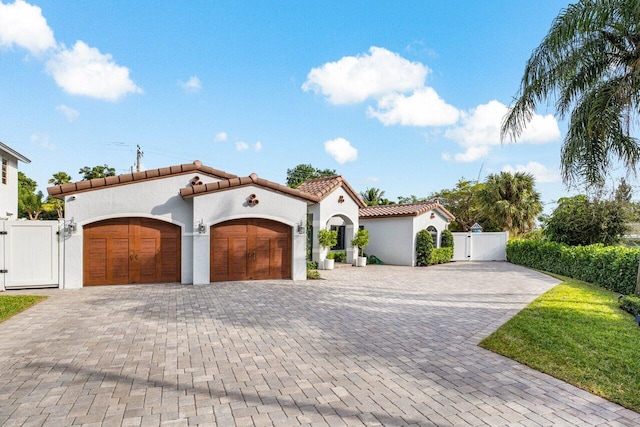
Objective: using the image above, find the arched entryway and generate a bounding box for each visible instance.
[210,218,292,281]
[83,217,181,286]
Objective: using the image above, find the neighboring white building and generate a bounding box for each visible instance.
[359,203,454,266]
[0,142,31,219]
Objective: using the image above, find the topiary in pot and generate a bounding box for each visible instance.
[318,229,338,270]
[351,229,370,266]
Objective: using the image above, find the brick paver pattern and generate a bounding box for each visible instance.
[0,262,638,426]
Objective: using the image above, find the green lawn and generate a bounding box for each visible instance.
[0,295,47,323]
[480,276,640,412]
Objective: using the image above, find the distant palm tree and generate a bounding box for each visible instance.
[360,187,386,206]
[48,171,72,186]
[479,172,542,235]
[502,0,640,187]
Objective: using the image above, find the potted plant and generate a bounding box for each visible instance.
[318,229,338,270]
[351,229,369,267]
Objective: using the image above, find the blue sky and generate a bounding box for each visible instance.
[1,1,583,210]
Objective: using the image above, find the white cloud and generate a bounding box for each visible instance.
[30,132,54,150]
[367,87,460,126]
[235,141,249,151]
[46,41,142,101]
[55,104,79,122]
[502,161,560,183]
[214,132,228,142]
[0,0,55,54]
[324,137,358,164]
[179,76,201,93]
[254,141,262,151]
[444,100,560,162]
[302,46,428,104]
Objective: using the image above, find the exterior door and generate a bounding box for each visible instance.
[83,218,181,285]
[210,219,291,282]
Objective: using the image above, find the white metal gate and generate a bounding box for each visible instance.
[452,232,508,261]
[0,220,62,290]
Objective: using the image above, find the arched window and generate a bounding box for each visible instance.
[427,226,438,247]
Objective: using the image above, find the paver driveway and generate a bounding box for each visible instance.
[0,262,638,426]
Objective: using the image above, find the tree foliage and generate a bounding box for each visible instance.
[502,0,640,187]
[360,187,393,206]
[286,164,336,188]
[18,172,44,220]
[46,171,72,218]
[79,164,115,180]
[429,179,500,232]
[543,194,627,246]
[479,172,542,235]
[397,195,428,204]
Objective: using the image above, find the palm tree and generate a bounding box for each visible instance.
[48,171,72,186]
[479,172,542,235]
[501,0,640,187]
[360,187,393,206]
[47,172,72,218]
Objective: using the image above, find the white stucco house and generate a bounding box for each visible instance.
[47,160,454,288]
[360,203,455,266]
[0,142,31,219]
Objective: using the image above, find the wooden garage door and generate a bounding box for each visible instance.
[83,218,181,286]
[210,219,291,282]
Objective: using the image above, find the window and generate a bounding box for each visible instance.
[1,159,6,185]
[331,225,346,250]
[427,226,438,247]
[306,214,313,260]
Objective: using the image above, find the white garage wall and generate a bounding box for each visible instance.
[64,173,214,288]
[360,217,414,265]
[192,185,309,283]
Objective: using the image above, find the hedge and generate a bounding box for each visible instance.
[507,239,640,295]
[619,295,640,316]
[430,247,453,265]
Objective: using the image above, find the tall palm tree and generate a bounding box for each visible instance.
[501,0,640,187]
[479,172,542,235]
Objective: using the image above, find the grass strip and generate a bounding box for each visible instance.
[0,295,47,323]
[480,276,640,412]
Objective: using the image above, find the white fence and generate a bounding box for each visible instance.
[452,232,509,261]
[0,220,63,290]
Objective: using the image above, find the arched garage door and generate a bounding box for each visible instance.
[211,219,291,282]
[83,218,181,286]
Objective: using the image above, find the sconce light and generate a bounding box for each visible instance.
[297,220,305,235]
[198,219,206,234]
[64,217,77,235]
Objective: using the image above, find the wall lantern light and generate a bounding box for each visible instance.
[64,217,77,235]
[198,219,206,234]
[297,220,305,234]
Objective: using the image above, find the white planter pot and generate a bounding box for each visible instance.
[324,259,335,270]
[357,256,367,267]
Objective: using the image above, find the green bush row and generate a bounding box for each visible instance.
[507,239,640,295]
[619,295,640,316]
[430,247,453,265]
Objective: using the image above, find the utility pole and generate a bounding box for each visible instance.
[135,145,144,172]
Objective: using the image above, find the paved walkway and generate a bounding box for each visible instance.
[0,262,638,426]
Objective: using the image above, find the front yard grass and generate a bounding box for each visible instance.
[480,276,640,412]
[0,295,47,323]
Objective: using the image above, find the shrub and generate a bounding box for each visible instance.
[326,252,335,260]
[306,261,318,270]
[332,251,347,263]
[619,295,640,316]
[416,229,434,266]
[430,247,453,265]
[507,239,640,295]
[351,229,370,257]
[318,229,338,249]
[441,229,454,248]
[307,269,321,279]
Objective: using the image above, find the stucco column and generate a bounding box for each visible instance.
[192,224,210,285]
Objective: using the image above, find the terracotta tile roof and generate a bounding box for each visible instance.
[47,160,237,197]
[359,202,455,220]
[180,173,320,202]
[297,176,366,208]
